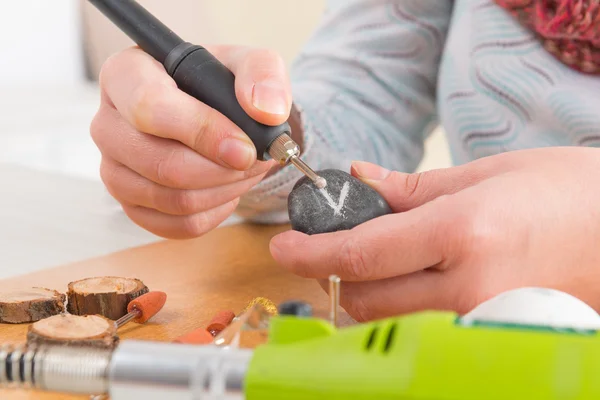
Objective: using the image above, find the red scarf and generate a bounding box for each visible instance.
[495,0,600,74]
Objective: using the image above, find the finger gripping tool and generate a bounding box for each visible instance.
[89,0,326,189]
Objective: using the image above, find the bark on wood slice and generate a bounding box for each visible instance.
[67,276,148,320]
[27,314,118,349]
[0,287,65,323]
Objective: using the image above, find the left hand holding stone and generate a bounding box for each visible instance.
[270,147,600,322]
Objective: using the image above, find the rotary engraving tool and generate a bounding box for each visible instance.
[2,288,600,399]
[88,0,326,189]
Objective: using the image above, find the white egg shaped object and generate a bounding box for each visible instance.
[460,287,600,330]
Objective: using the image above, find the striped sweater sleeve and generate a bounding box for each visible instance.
[236,0,454,224]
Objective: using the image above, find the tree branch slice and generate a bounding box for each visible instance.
[67,277,148,320]
[0,288,65,324]
[27,314,118,349]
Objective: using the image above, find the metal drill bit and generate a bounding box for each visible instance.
[329,275,341,327]
[290,155,327,189]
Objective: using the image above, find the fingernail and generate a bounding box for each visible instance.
[252,79,288,115]
[218,138,256,170]
[269,237,283,257]
[351,161,391,181]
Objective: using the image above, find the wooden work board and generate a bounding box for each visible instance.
[0,223,352,400]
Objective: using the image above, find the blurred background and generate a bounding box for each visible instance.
[0,0,449,180]
[0,0,449,277]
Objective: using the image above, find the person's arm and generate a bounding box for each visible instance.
[237,0,454,223]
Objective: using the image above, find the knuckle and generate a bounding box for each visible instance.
[99,161,126,204]
[249,47,280,61]
[191,112,214,151]
[258,48,283,63]
[402,171,425,199]
[343,295,373,323]
[155,150,188,188]
[444,202,500,266]
[99,159,118,187]
[89,111,105,145]
[98,52,122,88]
[340,238,371,280]
[427,194,475,262]
[90,106,120,149]
[180,213,211,238]
[462,212,499,254]
[169,190,200,215]
[246,48,285,74]
[129,83,166,132]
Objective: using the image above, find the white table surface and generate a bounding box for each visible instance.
[0,84,235,279]
[0,163,159,279]
[0,84,151,279]
[0,162,247,280]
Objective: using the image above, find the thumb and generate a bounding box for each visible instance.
[227,47,292,126]
[350,161,487,212]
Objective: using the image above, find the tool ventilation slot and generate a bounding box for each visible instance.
[19,352,27,383]
[383,323,397,353]
[5,351,12,381]
[364,326,379,351]
[363,323,398,353]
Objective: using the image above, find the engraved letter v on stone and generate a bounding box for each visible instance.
[319,181,350,216]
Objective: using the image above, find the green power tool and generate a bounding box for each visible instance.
[252,309,600,399]
[1,288,599,399]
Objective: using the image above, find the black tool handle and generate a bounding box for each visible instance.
[88,0,290,160]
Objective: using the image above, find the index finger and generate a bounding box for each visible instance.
[270,195,461,282]
[99,47,256,171]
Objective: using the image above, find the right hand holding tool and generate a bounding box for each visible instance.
[91,45,293,239]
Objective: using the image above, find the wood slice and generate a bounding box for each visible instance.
[67,277,148,320]
[27,314,118,349]
[0,287,65,323]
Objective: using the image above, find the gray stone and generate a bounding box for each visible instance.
[288,169,392,235]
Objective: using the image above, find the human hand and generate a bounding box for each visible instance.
[91,46,292,238]
[270,147,600,321]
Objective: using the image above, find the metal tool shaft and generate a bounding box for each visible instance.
[329,275,341,327]
[110,341,250,400]
[290,156,327,189]
[0,341,251,400]
[115,309,140,328]
[0,343,111,394]
[267,133,326,189]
